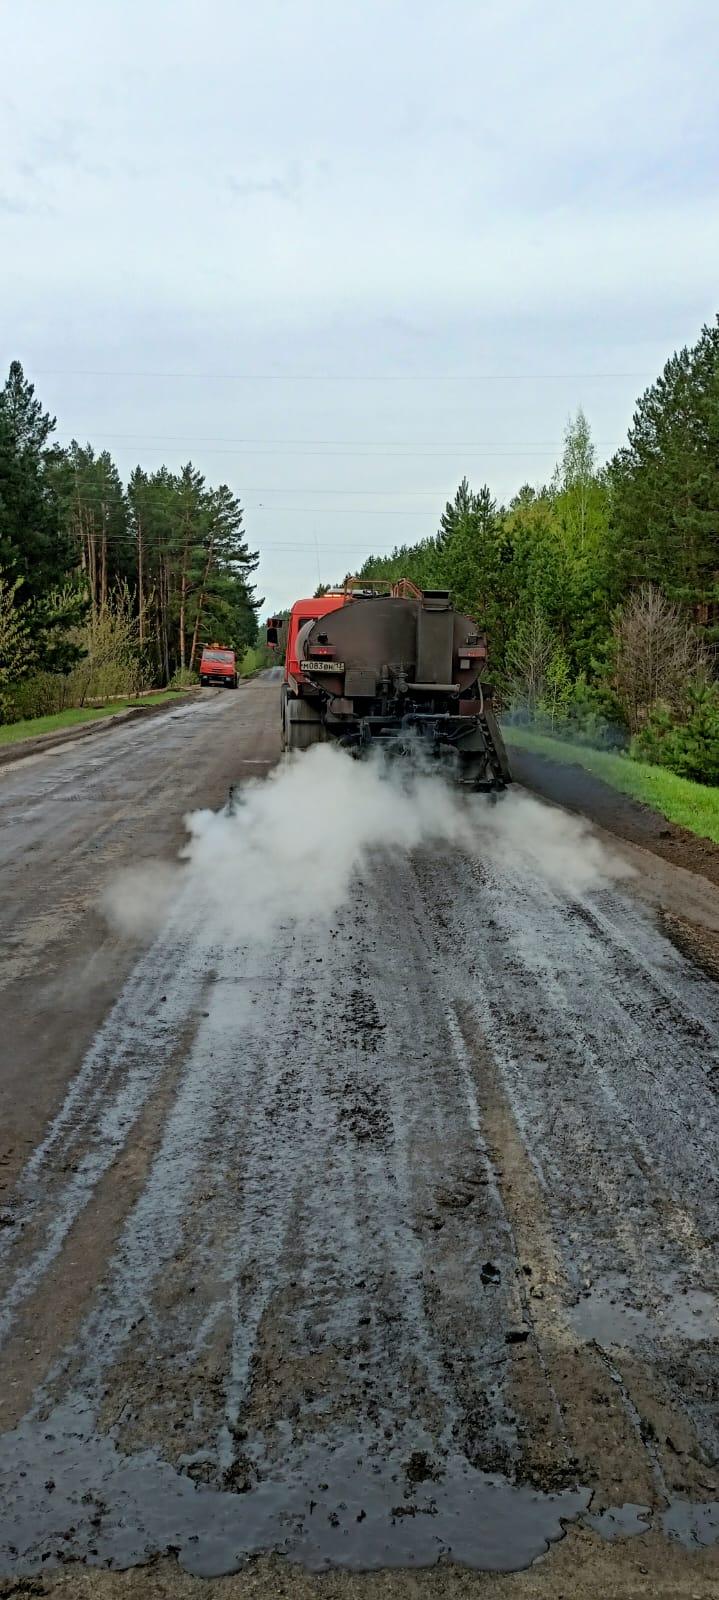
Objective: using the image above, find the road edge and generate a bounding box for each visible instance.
[509,742,719,891]
[0,690,215,770]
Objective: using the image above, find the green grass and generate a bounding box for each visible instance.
[504,725,719,844]
[0,691,185,747]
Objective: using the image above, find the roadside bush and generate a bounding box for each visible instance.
[559,673,627,749]
[613,584,704,733]
[505,605,563,721]
[2,584,154,722]
[169,666,199,689]
[69,588,152,703]
[632,679,719,785]
[0,569,34,723]
[506,670,628,752]
[239,645,265,677]
[6,672,73,721]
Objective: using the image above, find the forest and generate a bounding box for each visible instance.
[356,317,719,784]
[0,361,260,721]
[1,318,718,782]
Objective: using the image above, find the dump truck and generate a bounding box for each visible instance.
[266,580,511,790]
[199,644,238,688]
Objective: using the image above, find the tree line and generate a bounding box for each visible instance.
[355,316,719,784]
[0,362,260,719]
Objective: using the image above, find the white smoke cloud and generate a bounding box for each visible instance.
[181,743,475,944]
[473,786,631,895]
[100,860,180,938]
[102,746,629,942]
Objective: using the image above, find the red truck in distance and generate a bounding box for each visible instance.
[199,644,238,688]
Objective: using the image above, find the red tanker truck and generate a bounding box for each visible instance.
[266,580,511,791]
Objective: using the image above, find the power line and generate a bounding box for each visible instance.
[63,504,454,539]
[247,506,455,515]
[55,439,623,479]
[62,533,423,553]
[258,540,430,548]
[59,431,621,449]
[65,509,451,538]
[56,445,609,462]
[36,368,651,381]
[128,486,530,497]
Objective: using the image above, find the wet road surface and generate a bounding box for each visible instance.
[0,681,718,1593]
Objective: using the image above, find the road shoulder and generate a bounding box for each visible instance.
[0,689,226,770]
[508,744,719,891]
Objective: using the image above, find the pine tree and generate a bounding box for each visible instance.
[444,483,501,621]
[53,443,130,610]
[0,361,72,601]
[437,477,476,550]
[188,483,259,667]
[610,319,719,620]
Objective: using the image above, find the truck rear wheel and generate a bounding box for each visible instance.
[284,696,326,752]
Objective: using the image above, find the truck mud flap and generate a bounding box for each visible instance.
[283,696,327,752]
[480,705,513,784]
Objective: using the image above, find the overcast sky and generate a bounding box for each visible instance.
[2,0,718,611]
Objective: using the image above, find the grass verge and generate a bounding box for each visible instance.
[505,725,719,845]
[0,691,186,748]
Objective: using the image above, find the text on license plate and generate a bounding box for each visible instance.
[303,660,345,672]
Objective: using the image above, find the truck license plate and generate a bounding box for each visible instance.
[304,660,344,672]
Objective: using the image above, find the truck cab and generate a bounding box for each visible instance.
[199,644,238,688]
[266,594,347,750]
[284,595,348,691]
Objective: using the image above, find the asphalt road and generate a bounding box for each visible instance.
[0,681,718,1598]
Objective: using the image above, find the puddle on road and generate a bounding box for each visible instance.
[3,1399,718,1579]
[570,1279,718,1350]
[0,1397,589,1578]
[586,1502,652,1538]
[662,1498,719,1548]
[586,1499,719,1548]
